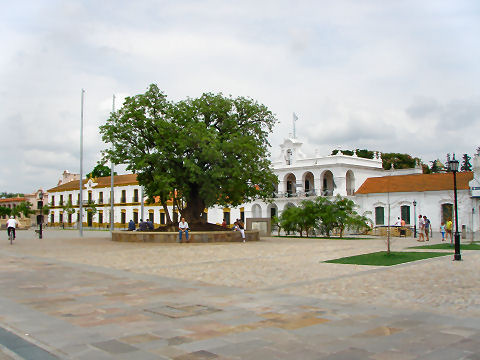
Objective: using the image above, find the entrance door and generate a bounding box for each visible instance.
[442,204,453,223]
[87,212,93,227]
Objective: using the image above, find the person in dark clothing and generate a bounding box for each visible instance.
[147,219,154,230]
[128,219,136,231]
[139,219,148,231]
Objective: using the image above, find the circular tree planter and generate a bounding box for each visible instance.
[112,230,259,243]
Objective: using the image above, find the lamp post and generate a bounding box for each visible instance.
[448,154,461,261]
[413,200,417,238]
[37,191,44,239]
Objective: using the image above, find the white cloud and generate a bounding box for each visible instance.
[1,0,479,192]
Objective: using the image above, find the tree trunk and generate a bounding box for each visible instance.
[161,201,172,224]
[183,190,206,224]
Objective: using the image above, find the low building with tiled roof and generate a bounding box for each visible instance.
[355,170,477,233]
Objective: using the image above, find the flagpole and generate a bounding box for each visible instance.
[79,89,85,237]
[110,94,115,234]
[293,112,297,139]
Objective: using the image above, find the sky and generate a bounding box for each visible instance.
[1,0,479,193]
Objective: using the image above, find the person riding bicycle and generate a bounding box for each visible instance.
[7,216,18,240]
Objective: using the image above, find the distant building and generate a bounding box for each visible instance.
[45,138,480,236]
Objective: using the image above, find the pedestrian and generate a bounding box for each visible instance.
[417,215,425,242]
[446,218,453,244]
[178,217,189,243]
[147,219,154,230]
[423,216,430,241]
[221,219,227,228]
[234,219,246,242]
[139,219,147,231]
[394,217,401,226]
[440,222,446,241]
[128,219,136,231]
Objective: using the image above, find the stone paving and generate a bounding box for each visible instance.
[0,229,479,359]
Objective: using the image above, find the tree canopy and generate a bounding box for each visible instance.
[100,84,278,224]
[278,196,370,237]
[86,162,117,179]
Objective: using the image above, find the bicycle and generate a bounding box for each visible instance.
[8,228,14,245]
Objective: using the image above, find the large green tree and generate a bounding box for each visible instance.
[100,84,277,224]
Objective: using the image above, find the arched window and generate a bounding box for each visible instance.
[285,173,297,197]
[303,171,315,196]
[252,204,262,218]
[321,171,334,196]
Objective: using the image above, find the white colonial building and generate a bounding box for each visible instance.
[46,137,480,236]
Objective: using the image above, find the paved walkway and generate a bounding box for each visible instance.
[0,229,479,359]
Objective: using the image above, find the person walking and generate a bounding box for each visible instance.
[440,222,446,241]
[417,215,425,242]
[446,218,453,244]
[178,217,189,243]
[423,216,431,241]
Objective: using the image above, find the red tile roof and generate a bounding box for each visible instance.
[355,172,473,194]
[0,197,26,203]
[48,174,138,192]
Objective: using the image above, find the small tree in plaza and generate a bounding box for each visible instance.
[279,206,303,236]
[100,84,277,226]
[61,200,76,223]
[278,196,369,238]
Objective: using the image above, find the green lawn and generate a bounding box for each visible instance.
[324,251,450,266]
[274,235,373,240]
[409,242,480,250]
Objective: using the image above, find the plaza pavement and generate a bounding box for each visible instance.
[0,228,479,359]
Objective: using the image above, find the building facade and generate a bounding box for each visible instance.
[46,139,480,236]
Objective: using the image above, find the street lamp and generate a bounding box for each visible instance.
[37,190,44,239]
[413,200,417,238]
[447,154,461,261]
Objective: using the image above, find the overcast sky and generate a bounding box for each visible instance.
[1,0,479,193]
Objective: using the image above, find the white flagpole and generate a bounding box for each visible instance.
[110,94,115,233]
[79,89,85,237]
[293,112,298,139]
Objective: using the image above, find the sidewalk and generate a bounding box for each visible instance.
[0,230,479,359]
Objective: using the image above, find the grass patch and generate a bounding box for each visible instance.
[273,235,373,240]
[409,242,480,250]
[324,251,450,266]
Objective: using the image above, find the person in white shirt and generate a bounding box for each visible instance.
[234,219,246,242]
[178,217,189,243]
[6,216,18,240]
[394,217,401,226]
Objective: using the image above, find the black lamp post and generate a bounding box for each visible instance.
[37,190,44,239]
[448,154,461,261]
[413,200,417,238]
